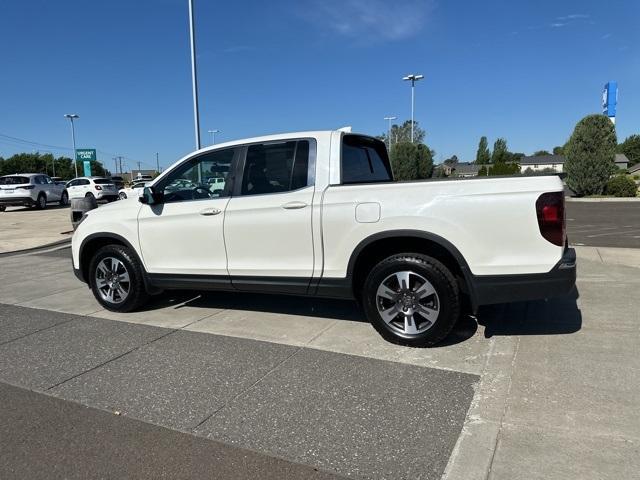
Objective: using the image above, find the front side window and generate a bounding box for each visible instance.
[241,140,311,196]
[341,135,393,184]
[161,148,236,203]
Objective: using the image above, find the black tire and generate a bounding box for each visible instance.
[89,244,149,312]
[36,193,47,210]
[0,206,5,212]
[85,192,95,200]
[59,191,69,207]
[361,253,460,347]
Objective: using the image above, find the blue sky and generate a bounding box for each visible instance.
[1,0,638,170]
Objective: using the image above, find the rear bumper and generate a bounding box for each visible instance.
[471,247,576,307]
[0,196,36,206]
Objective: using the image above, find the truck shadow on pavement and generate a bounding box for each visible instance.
[476,287,582,338]
[138,287,580,347]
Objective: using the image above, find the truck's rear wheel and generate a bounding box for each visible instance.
[89,244,149,312]
[362,253,460,347]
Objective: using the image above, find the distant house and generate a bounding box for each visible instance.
[451,162,481,177]
[519,155,566,173]
[519,153,629,173]
[627,163,640,176]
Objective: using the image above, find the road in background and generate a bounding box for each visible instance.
[566,201,640,248]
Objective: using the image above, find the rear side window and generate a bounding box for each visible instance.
[241,140,311,196]
[0,176,29,185]
[79,179,90,186]
[341,135,393,184]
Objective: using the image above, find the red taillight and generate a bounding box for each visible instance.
[536,192,565,246]
[16,185,35,190]
[95,185,102,190]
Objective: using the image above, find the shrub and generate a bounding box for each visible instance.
[488,162,520,175]
[605,175,638,197]
[565,115,617,195]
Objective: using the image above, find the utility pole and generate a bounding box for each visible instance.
[156,152,160,174]
[113,157,119,175]
[402,74,424,143]
[188,0,201,149]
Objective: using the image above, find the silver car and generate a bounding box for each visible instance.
[0,173,68,211]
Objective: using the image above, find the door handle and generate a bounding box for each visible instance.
[282,201,308,210]
[200,207,221,216]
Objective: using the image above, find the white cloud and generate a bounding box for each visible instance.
[300,0,434,43]
[550,22,566,28]
[562,13,590,20]
[601,33,612,40]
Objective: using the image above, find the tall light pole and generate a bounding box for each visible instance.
[188,0,201,150]
[207,129,220,145]
[64,114,79,178]
[383,116,396,151]
[156,152,160,173]
[402,74,424,143]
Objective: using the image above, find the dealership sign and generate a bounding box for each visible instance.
[602,81,617,118]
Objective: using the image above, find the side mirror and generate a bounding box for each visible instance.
[139,186,164,205]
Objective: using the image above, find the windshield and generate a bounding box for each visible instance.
[0,176,30,185]
[93,178,112,185]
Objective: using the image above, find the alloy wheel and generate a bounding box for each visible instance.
[375,270,440,335]
[95,257,131,304]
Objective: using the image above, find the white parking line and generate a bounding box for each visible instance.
[587,229,640,238]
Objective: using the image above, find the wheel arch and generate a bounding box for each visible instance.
[79,233,156,294]
[347,230,477,310]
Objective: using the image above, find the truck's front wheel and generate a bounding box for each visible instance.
[362,253,460,347]
[89,244,149,312]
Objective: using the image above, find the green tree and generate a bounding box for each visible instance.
[478,165,488,176]
[0,152,106,179]
[475,136,491,164]
[617,134,640,167]
[565,114,617,196]
[553,146,564,155]
[491,138,509,164]
[390,142,433,181]
[488,162,520,176]
[380,120,426,146]
[533,150,550,156]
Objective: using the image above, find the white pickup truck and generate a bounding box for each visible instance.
[72,130,576,346]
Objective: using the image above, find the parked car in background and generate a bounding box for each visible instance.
[110,176,125,190]
[66,177,118,202]
[118,181,147,200]
[0,173,68,211]
[72,130,576,347]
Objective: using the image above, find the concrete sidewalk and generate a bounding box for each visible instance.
[0,246,638,479]
[0,206,72,254]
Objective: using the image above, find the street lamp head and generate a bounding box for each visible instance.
[384,116,397,121]
[403,74,424,82]
[208,129,220,134]
[64,114,79,119]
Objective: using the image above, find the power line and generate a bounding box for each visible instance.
[0,132,156,169]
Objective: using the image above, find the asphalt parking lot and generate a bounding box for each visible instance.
[566,201,640,248]
[1,245,639,479]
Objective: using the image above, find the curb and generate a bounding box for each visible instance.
[566,197,640,202]
[0,238,71,258]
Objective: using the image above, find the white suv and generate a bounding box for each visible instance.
[66,177,119,202]
[0,173,68,211]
